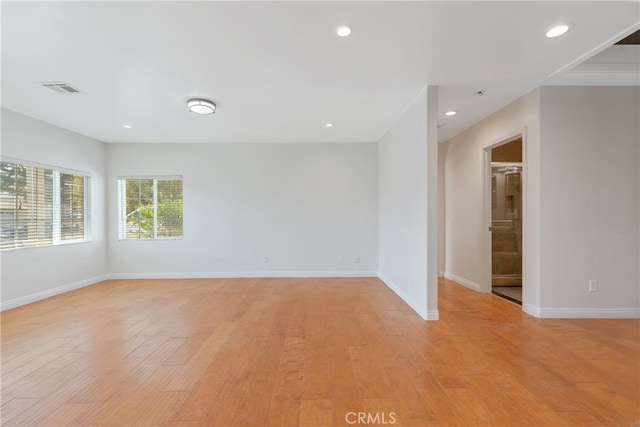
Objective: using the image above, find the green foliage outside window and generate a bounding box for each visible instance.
[120,178,182,239]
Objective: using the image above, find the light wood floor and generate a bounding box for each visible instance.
[1,277,638,426]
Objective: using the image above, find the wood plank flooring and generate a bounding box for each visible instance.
[1,277,638,426]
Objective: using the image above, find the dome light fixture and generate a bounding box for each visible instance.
[325,122,334,127]
[336,25,352,37]
[187,98,216,115]
[444,110,457,116]
[545,23,571,38]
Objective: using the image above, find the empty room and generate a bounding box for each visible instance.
[1,1,639,426]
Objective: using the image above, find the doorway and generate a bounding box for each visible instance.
[490,138,523,304]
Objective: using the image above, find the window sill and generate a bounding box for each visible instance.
[1,239,92,252]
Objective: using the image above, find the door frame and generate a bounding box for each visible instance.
[482,130,527,303]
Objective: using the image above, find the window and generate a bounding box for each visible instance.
[117,177,183,240]
[0,159,91,250]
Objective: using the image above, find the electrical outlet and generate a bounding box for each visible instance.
[263,255,269,263]
[589,279,598,292]
[338,255,344,263]
[116,257,122,265]
[354,256,360,264]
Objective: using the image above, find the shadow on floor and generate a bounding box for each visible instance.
[492,286,522,305]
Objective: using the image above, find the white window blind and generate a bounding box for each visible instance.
[117,177,183,240]
[0,159,90,250]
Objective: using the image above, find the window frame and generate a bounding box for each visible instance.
[117,176,183,241]
[0,157,91,251]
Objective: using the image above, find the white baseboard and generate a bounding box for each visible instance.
[444,272,481,291]
[377,274,434,320]
[0,271,377,311]
[6,272,634,320]
[106,270,378,280]
[524,304,640,319]
[1,274,109,311]
[425,310,440,320]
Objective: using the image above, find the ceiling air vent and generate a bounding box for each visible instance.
[41,82,83,94]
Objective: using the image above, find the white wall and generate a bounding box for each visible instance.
[438,142,446,276]
[538,86,639,317]
[0,109,108,309]
[426,86,439,317]
[107,142,378,277]
[378,87,438,319]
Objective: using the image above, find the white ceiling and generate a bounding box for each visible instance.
[2,1,638,144]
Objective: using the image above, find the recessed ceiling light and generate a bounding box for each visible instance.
[122,124,131,129]
[336,25,351,37]
[444,110,457,116]
[325,123,334,127]
[546,24,571,38]
[187,98,216,115]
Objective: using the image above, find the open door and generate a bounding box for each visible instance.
[489,138,523,304]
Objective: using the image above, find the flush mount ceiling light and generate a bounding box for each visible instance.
[444,110,457,116]
[187,98,216,115]
[122,124,132,129]
[336,25,351,37]
[546,23,571,38]
[325,122,334,127]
